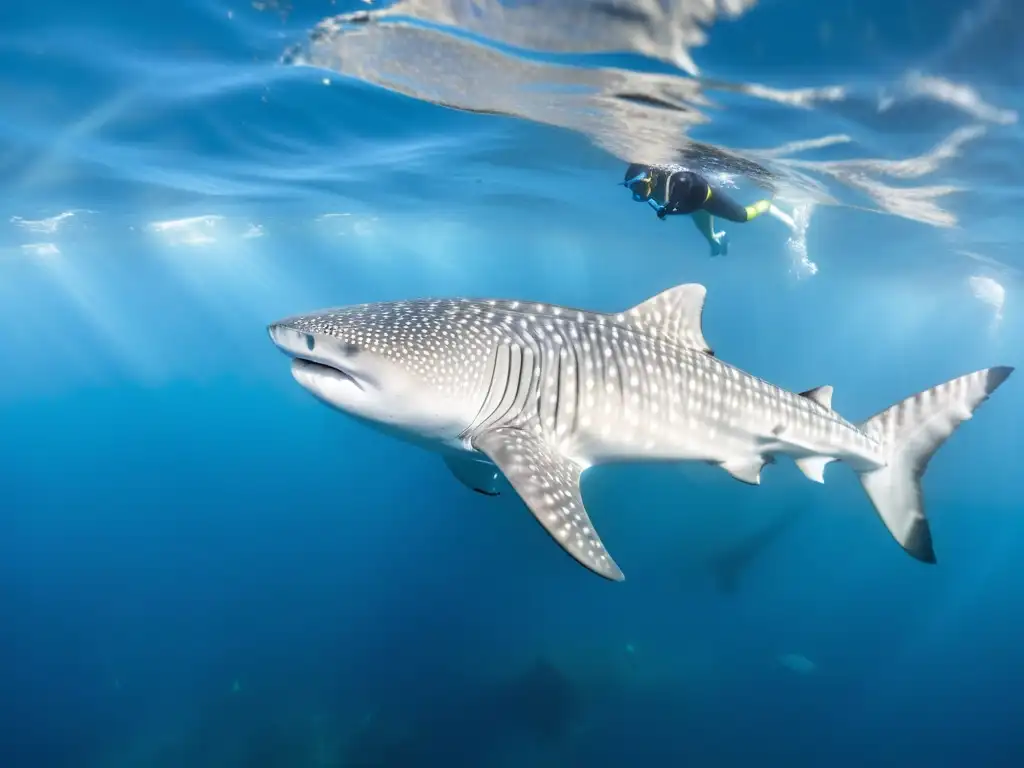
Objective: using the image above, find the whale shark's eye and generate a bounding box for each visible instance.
[304,334,316,352]
[342,342,361,356]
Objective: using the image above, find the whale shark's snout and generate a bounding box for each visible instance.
[267,320,369,401]
[267,321,319,360]
[266,304,484,447]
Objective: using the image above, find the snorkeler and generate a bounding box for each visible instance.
[620,163,773,256]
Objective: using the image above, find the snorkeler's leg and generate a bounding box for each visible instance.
[690,211,727,256]
[704,186,772,223]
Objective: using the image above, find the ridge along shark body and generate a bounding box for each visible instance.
[268,284,1013,582]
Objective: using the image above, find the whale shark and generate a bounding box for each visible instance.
[268,283,1012,582]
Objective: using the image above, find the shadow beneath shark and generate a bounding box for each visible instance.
[702,505,806,595]
[342,657,582,767]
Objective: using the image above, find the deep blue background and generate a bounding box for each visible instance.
[1,1,1022,765]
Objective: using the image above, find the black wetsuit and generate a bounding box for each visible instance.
[652,169,749,222]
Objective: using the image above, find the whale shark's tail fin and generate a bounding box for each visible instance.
[856,366,1013,563]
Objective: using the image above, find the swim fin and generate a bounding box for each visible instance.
[711,231,729,257]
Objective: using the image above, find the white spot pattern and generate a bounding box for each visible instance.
[274,287,954,581]
[622,282,712,354]
[282,293,889,468]
[282,300,502,401]
[859,367,1011,465]
[473,426,624,582]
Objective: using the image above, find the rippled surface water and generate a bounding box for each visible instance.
[2,1,1023,767]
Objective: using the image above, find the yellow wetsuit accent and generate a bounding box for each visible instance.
[744,199,772,221]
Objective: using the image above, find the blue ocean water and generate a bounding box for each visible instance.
[1,0,1022,765]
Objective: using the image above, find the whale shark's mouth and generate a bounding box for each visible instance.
[291,358,365,392]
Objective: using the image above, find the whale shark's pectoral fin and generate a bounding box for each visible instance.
[620,283,713,355]
[472,427,625,582]
[443,455,503,496]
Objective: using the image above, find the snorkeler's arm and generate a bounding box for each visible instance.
[656,203,691,218]
[655,198,687,218]
[656,170,703,218]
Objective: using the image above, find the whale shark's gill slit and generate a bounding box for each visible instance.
[471,344,507,430]
[514,343,538,429]
[553,338,565,436]
[612,333,628,414]
[484,342,530,433]
[506,343,530,428]
[480,344,518,433]
[467,343,506,437]
[551,325,575,439]
[591,327,606,412]
[570,331,583,438]
[536,339,555,435]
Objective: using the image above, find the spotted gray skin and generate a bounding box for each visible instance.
[268,283,1013,582]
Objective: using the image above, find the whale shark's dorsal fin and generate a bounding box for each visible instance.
[799,385,833,409]
[472,426,625,582]
[619,283,713,355]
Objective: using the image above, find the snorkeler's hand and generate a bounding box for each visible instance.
[656,207,668,220]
